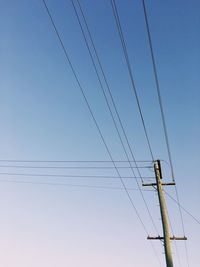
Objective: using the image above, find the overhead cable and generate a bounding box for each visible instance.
[0,179,152,191]
[164,189,200,226]
[70,0,159,236]
[110,0,154,161]
[0,172,154,179]
[42,0,151,241]
[140,1,190,266]
[0,165,151,169]
[0,159,152,163]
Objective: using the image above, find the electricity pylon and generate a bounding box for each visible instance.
[143,160,187,267]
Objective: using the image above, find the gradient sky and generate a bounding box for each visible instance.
[0,0,199,266]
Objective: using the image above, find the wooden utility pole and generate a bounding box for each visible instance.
[143,160,186,267]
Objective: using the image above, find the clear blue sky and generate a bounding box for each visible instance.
[0,0,199,266]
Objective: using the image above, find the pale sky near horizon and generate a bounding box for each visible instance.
[0,0,199,266]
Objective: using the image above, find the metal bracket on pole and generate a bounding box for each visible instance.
[147,236,187,241]
[142,182,175,187]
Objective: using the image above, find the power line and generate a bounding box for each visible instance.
[0,165,152,169]
[174,186,190,267]
[42,2,163,264]
[140,1,190,266]
[70,0,159,237]
[74,0,145,181]
[0,159,152,163]
[164,189,200,226]
[70,0,141,185]
[0,179,153,191]
[70,0,142,189]
[106,12,162,261]
[0,172,154,179]
[42,0,152,242]
[110,0,154,161]
[140,0,175,182]
[110,2,189,265]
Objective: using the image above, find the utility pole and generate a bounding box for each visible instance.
[143,160,186,267]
